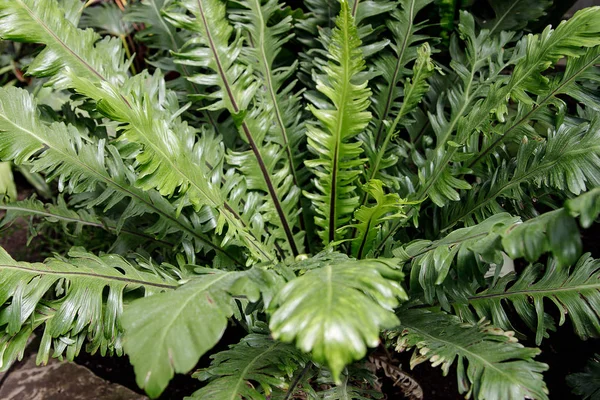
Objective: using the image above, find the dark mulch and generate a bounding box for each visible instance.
[75,351,200,400]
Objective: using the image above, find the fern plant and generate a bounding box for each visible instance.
[1,0,600,398]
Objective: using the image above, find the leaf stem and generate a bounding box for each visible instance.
[283,362,312,400]
[195,0,299,257]
[119,35,137,75]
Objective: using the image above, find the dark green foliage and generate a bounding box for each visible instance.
[568,354,600,400]
[450,254,600,345]
[395,309,548,399]
[190,333,308,399]
[0,0,599,399]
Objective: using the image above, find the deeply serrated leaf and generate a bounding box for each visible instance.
[269,256,406,381]
[394,309,548,400]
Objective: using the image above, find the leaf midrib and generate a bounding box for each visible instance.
[468,51,600,169]
[0,113,233,260]
[373,0,417,147]
[0,263,177,290]
[403,322,538,395]
[149,0,180,51]
[25,0,213,210]
[487,0,521,37]
[12,0,262,263]
[421,18,592,202]
[328,9,352,244]
[470,281,600,301]
[0,204,174,247]
[252,0,299,188]
[447,143,600,228]
[229,341,280,400]
[196,0,298,257]
[369,44,428,182]
[378,31,600,251]
[144,272,232,387]
[16,0,105,81]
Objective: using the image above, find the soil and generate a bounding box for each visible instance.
[75,351,200,399]
[390,354,460,399]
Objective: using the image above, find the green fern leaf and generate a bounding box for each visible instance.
[57,0,84,25]
[460,7,600,137]
[508,7,600,105]
[80,2,133,37]
[396,194,594,306]
[502,209,582,268]
[394,213,519,303]
[412,11,511,207]
[566,187,600,229]
[0,1,272,260]
[235,0,305,183]
[393,309,548,400]
[126,0,184,51]
[167,0,303,257]
[126,0,228,131]
[380,8,600,249]
[122,267,282,397]
[0,196,176,249]
[190,333,307,399]
[480,0,552,36]
[369,0,434,148]
[269,254,406,381]
[234,0,310,238]
[439,6,600,201]
[0,86,239,263]
[0,246,176,370]
[310,364,383,400]
[452,254,600,345]
[304,0,372,245]
[445,121,600,229]
[469,46,600,170]
[365,42,435,189]
[346,179,408,259]
[567,354,600,400]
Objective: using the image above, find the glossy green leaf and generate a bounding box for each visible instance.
[566,187,600,228]
[190,333,308,399]
[480,0,552,35]
[122,268,273,397]
[347,179,408,259]
[167,0,303,257]
[394,213,519,303]
[0,246,176,371]
[567,354,600,400]
[304,0,372,245]
[269,256,406,381]
[452,254,600,345]
[502,209,582,267]
[394,309,548,400]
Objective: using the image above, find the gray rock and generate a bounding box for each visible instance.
[0,353,147,400]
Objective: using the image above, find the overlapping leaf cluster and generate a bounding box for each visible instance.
[0,0,600,399]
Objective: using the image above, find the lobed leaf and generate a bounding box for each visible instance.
[394,309,548,400]
[0,246,176,371]
[269,255,407,381]
[452,254,600,345]
[304,0,372,245]
[190,333,308,399]
[122,267,280,397]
